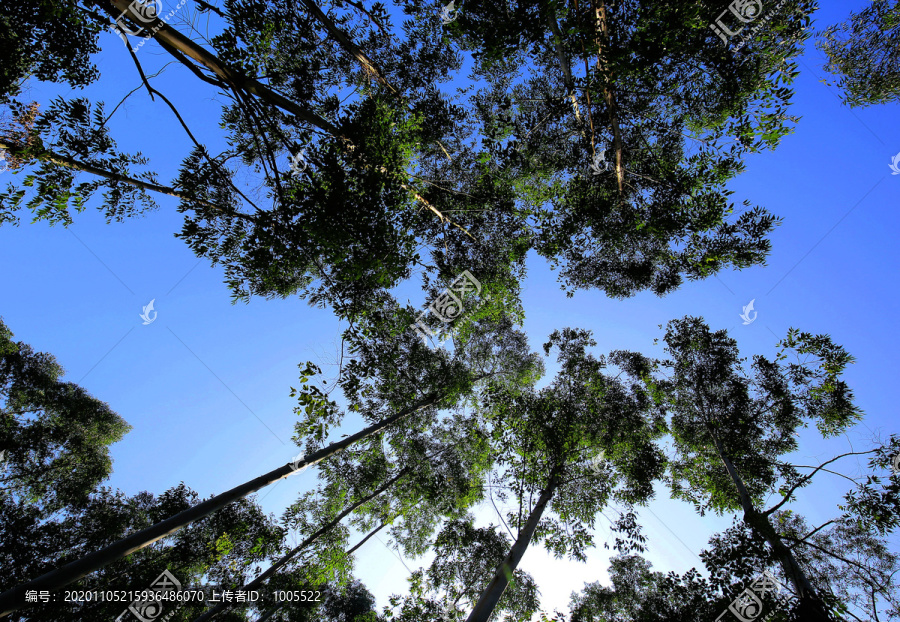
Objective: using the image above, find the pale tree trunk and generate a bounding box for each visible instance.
[547,15,585,128]
[194,470,406,621]
[298,0,398,96]
[91,0,471,236]
[0,391,443,617]
[465,474,560,622]
[590,0,625,195]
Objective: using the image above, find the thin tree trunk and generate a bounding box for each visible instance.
[547,14,584,127]
[590,0,625,195]
[253,519,391,622]
[298,0,398,96]
[0,390,446,617]
[465,474,560,622]
[570,0,598,154]
[0,138,250,221]
[708,430,832,621]
[93,0,341,137]
[194,470,406,621]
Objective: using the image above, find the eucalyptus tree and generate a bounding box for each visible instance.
[819,0,900,107]
[568,554,718,622]
[2,482,286,622]
[700,510,900,622]
[0,0,815,322]
[381,517,540,622]
[195,414,494,621]
[216,381,506,621]
[225,316,541,622]
[0,317,130,510]
[437,0,815,298]
[463,327,666,622]
[0,310,539,615]
[612,317,900,621]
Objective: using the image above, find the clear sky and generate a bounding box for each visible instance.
[0,0,897,617]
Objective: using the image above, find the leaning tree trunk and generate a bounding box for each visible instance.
[298,0,397,95]
[709,430,833,621]
[252,518,392,622]
[465,474,560,622]
[195,469,406,621]
[0,391,445,617]
[90,0,469,236]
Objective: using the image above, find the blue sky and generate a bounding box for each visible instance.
[0,0,897,617]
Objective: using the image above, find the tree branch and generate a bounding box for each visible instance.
[764,448,878,517]
[299,0,398,96]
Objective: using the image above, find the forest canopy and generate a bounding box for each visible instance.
[0,0,898,621]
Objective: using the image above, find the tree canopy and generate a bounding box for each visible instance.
[1,1,897,621]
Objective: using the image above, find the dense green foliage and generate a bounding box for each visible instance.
[1,1,897,621]
[819,0,900,107]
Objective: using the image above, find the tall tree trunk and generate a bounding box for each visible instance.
[465,474,560,622]
[252,519,390,622]
[194,470,406,621]
[93,0,342,137]
[298,0,398,96]
[708,430,833,621]
[547,14,585,128]
[590,0,625,195]
[0,391,446,617]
